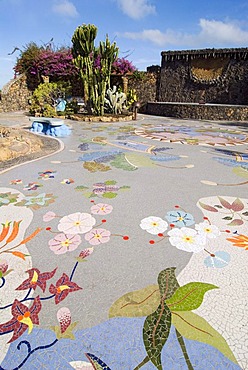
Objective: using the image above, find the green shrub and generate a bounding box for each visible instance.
[131,70,146,80]
[126,89,138,109]
[29,81,71,117]
[64,99,80,115]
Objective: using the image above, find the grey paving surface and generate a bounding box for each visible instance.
[0,111,247,369]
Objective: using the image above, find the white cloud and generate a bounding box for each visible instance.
[123,19,248,47]
[198,19,248,44]
[124,29,182,46]
[52,0,79,18]
[116,0,156,19]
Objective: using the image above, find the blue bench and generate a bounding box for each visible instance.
[29,117,71,137]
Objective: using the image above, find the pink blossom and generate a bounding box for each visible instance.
[0,260,8,274]
[90,203,113,215]
[49,233,81,254]
[43,211,56,222]
[57,307,71,334]
[85,228,111,245]
[58,212,96,234]
[78,247,94,260]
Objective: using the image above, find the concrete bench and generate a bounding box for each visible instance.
[29,117,71,137]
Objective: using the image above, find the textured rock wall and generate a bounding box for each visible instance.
[159,59,248,105]
[0,74,30,112]
[146,102,248,121]
[0,72,159,114]
[128,72,159,109]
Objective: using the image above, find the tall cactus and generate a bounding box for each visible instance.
[71,24,97,113]
[71,24,119,116]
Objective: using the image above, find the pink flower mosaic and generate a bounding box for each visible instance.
[84,228,111,245]
[90,203,113,215]
[49,233,82,254]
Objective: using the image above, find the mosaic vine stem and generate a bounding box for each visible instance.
[0,277,5,288]
[175,328,194,370]
[0,261,79,310]
[0,338,58,370]
[133,355,150,369]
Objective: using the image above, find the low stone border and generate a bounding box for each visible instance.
[0,134,61,172]
[69,113,134,122]
[146,102,248,122]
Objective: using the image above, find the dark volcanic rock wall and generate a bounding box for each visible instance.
[159,48,248,105]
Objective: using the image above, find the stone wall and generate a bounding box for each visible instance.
[128,71,159,111]
[0,74,30,113]
[146,102,248,121]
[0,71,159,114]
[159,48,248,105]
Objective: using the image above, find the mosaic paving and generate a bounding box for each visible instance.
[0,116,247,369]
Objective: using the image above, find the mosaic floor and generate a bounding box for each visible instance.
[0,114,247,370]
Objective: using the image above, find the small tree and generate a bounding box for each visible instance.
[14,42,42,76]
[14,43,78,89]
[71,24,119,116]
[29,81,71,117]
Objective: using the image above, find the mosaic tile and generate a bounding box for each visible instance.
[0,117,247,369]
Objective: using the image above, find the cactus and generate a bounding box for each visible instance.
[72,24,97,113]
[104,86,127,114]
[126,89,138,109]
[72,24,119,116]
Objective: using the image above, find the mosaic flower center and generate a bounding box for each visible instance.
[152,222,158,226]
[95,234,101,238]
[177,217,184,221]
[31,270,38,284]
[61,239,72,247]
[57,285,70,293]
[204,228,211,233]
[183,236,193,243]
[74,221,81,226]
[17,311,30,321]
[31,198,42,204]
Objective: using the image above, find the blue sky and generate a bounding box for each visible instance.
[0,0,248,88]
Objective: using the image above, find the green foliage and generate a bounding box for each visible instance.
[14,42,78,91]
[109,267,237,369]
[126,88,138,109]
[143,301,171,370]
[29,81,71,117]
[131,70,147,80]
[14,42,42,75]
[71,23,119,116]
[172,311,238,364]
[104,85,127,114]
[166,282,218,311]
[109,285,160,318]
[64,99,80,115]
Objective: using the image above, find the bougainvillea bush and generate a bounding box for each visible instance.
[14,43,137,84]
[28,49,78,79]
[14,44,78,83]
[112,57,136,74]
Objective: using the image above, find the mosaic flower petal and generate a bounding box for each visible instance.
[58,213,96,234]
[195,221,221,239]
[165,211,195,227]
[90,203,113,215]
[140,216,168,235]
[168,227,206,253]
[204,251,231,268]
[49,233,82,254]
[85,228,111,245]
